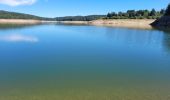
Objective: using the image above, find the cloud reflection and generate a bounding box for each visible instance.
[0,34,38,43]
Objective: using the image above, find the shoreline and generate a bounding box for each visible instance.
[0,19,155,29]
[0,19,42,24]
[58,19,155,29]
[90,19,155,29]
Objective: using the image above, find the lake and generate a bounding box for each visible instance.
[0,24,170,100]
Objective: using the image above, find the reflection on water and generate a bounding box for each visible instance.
[0,24,170,100]
[0,34,38,43]
[162,32,170,53]
[0,24,42,30]
[105,28,163,47]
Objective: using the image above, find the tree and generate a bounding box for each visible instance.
[110,12,117,16]
[160,9,166,15]
[118,12,123,16]
[143,10,149,17]
[127,10,136,18]
[150,9,156,16]
[165,4,170,16]
[136,10,145,16]
[107,13,112,18]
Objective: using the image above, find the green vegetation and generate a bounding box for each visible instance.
[0,8,167,21]
[0,10,53,20]
[0,10,105,21]
[106,9,165,19]
[55,15,106,21]
[151,3,170,27]
[56,9,165,21]
[165,4,170,16]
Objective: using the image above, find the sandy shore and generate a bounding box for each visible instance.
[57,21,89,25]
[0,19,41,24]
[0,19,155,29]
[58,19,155,29]
[90,19,155,29]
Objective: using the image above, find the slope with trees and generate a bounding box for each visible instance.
[106,9,165,19]
[151,4,170,27]
[55,15,106,21]
[0,10,53,20]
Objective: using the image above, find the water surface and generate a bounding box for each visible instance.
[0,24,170,100]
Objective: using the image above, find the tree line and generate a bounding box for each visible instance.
[106,9,166,19]
[55,15,106,21]
[0,10,105,21]
[55,7,170,21]
[0,10,54,20]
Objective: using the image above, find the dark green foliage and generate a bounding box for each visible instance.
[0,10,105,21]
[127,10,136,18]
[0,10,54,20]
[160,9,166,15]
[150,9,156,16]
[106,9,163,19]
[165,4,170,16]
[107,12,117,18]
[55,15,106,21]
[107,13,112,18]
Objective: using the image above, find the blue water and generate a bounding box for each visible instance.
[0,24,170,100]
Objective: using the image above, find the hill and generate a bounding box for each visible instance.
[0,10,105,21]
[0,10,53,20]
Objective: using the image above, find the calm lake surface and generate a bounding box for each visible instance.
[0,24,170,100]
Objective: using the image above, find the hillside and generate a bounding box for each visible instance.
[151,16,170,27]
[0,10,53,20]
[151,4,170,28]
[0,10,105,21]
[55,15,106,21]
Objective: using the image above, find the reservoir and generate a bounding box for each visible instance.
[0,24,170,100]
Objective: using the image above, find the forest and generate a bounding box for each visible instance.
[165,4,170,16]
[55,15,106,21]
[106,9,166,19]
[0,10,53,20]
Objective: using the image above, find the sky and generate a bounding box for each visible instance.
[0,0,169,17]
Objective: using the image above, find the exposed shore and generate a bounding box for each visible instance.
[59,19,155,29]
[0,19,155,29]
[90,19,155,29]
[0,19,41,24]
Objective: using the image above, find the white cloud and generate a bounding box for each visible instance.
[0,0,36,6]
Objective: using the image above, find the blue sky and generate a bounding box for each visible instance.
[0,0,169,17]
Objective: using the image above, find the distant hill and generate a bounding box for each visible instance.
[55,15,106,21]
[0,10,53,20]
[0,10,105,21]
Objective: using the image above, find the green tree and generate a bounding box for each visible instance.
[127,10,136,18]
[136,10,144,16]
[107,13,112,18]
[165,4,170,16]
[110,12,117,17]
[160,9,166,15]
[150,9,156,16]
[143,10,149,17]
[118,12,123,16]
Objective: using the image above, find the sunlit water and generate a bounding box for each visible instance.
[0,24,170,100]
